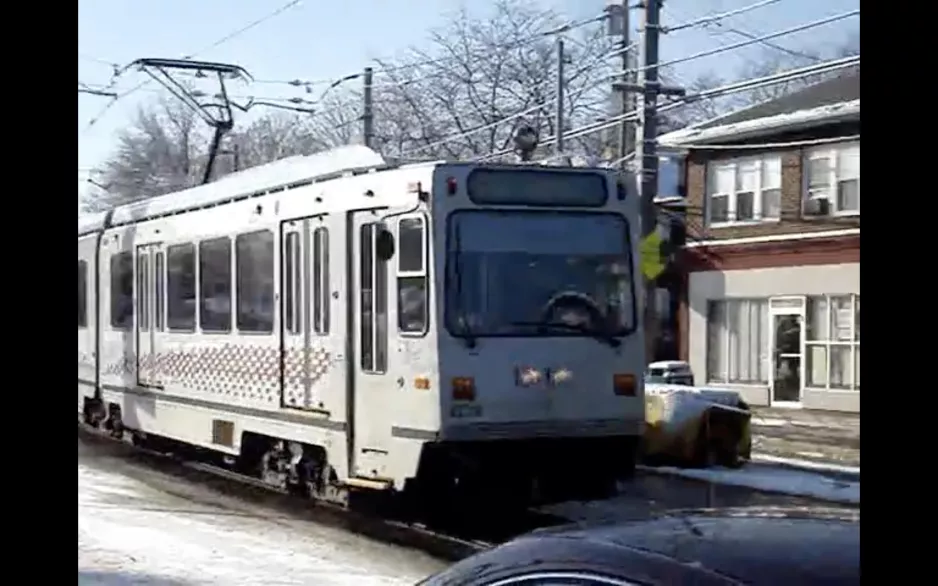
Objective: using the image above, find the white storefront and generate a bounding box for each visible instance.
[687,262,860,413]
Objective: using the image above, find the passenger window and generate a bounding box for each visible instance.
[137,253,150,331]
[313,227,330,335]
[199,237,232,332]
[167,243,196,331]
[397,217,428,334]
[110,252,134,329]
[236,230,274,333]
[360,223,387,373]
[284,231,301,335]
[155,251,165,331]
[78,260,88,328]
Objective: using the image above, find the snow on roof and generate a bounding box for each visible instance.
[78,211,109,236]
[659,99,860,147]
[96,145,387,230]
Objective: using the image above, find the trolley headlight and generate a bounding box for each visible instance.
[549,368,573,385]
[516,366,543,386]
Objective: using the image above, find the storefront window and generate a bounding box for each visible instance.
[805,294,859,391]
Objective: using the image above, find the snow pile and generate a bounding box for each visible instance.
[645,383,747,435]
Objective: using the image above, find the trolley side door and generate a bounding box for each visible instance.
[347,209,393,482]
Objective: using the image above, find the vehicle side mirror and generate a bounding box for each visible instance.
[376,229,396,262]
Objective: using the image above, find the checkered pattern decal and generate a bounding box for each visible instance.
[104,343,333,408]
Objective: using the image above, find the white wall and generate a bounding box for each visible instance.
[687,262,859,409]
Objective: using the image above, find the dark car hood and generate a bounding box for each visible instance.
[421,506,859,586]
[547,507,859,584]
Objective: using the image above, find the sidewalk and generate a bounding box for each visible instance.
[749,407,860,470]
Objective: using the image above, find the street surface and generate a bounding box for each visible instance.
[79,431,859,585]
[751,409,860,467]
[78,438,445,586]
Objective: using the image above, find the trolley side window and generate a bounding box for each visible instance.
[199,237,232,333]
[397,216,428,334]
[110,252,134,329]
[78,260,88,328]
[360,223,388,373]
[166,243,196,331]
[155,251,165,331]
[313,227,330,335]
[284,231,301,335]
[137,253,149,331]
[236,230,275,333]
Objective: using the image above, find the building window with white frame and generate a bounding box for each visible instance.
[706,299,769,384]
[804,141,860,215]
[805,294,859,391]
[706,155,781,226]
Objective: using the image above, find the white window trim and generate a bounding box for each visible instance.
[805,294,860,392]
[802,141,860,217]
[705,155,782,228]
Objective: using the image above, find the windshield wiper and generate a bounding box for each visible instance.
[510,320,621,348]
[451,224,477,349]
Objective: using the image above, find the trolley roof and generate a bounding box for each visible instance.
[78,145,389,236]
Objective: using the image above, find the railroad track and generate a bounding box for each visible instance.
[77,423,565,562]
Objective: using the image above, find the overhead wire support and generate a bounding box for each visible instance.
[78,87,117,98]
[80,0,302,133]
[129,58,252,185]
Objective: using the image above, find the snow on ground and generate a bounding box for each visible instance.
[752,417,850,430]
[78,463,444,586]
[637,464,859,505]
[751,454,860,478]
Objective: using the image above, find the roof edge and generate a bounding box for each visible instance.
[660,99,859,147]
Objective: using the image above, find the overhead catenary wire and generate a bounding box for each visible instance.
[391,15,860,161]
[663,0,782,34]
[609,9,859,80]
[249,10,611,91]
[662,4,821,63]
[472,54,858,162]
[415,53,857,162]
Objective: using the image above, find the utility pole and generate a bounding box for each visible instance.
[554,38,566,157]
[604,1,636,168]
[618,1,635,170]
[615,0,685,362]
[362,66,374,149]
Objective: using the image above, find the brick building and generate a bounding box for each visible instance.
[659,71,860,413]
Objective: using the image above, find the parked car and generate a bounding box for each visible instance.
[645,360,695,386]
[418,506,859,585]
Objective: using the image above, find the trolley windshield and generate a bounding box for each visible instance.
[445,210,637,340]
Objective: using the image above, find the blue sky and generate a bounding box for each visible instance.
[78,0,858,203]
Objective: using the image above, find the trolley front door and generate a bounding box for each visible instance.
[347,209,393,481]
[136,244,164,388]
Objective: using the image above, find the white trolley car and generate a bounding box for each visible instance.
[78,145,645,509]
